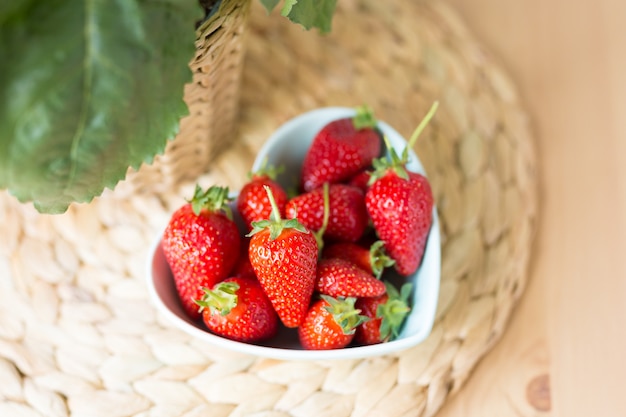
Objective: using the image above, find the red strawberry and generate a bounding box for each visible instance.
[301,106,382,192]
[355,282,412,345]
[322,240,395,279]
[298,295,369,350]
[286,183,368,243]
[231,237,256,280]
[346,169,372,192]
[161,185,240,320]
[196,277,278,343]
[237,162,288,231]
[248,186,318,328]
[365,103,438,275]
[366,172,433,275]
[315,258,386,298]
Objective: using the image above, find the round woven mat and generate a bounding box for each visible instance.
[0,1,538,416]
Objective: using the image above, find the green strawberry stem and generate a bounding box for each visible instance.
[403,100,439,161]
[368,101,439,185]
[369,240,396,279]
[377,282,412,341]
[321,294,370,335]
[247,185,308,240]
[312,182,331,256]
[352,105,378,130]
[249,157,284,181]
[190,184,233,218]
[195,281,240,316]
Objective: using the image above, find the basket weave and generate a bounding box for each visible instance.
[123,0,252,195]
[0,1,538,416]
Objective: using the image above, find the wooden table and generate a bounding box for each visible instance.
[0,2,622,416]
[435,1,626,415]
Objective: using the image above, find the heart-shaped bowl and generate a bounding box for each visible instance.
[147,107,441,361]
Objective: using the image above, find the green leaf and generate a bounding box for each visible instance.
[258,0,281,14]
[281,0,337,33]
[0,0,201,213]
[259,0,336,33]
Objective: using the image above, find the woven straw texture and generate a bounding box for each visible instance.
[0,1,538,416]
[125,0,252,195]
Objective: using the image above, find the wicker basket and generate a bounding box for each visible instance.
[123,0,252,195]
[0,2,538,416]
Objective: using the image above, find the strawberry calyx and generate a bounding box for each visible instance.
[189,184,233,218]
[369,240,396,279]
[367,101,439,185]
[377,281,412,341]
[321,294,370,335]
[352,105,378,130]
[247,185,309,240]
[195,281,240,316]
[249,157,284,181]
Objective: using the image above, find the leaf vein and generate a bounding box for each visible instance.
[66,0,96,193]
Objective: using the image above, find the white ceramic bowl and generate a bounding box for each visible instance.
[147,107,441,360]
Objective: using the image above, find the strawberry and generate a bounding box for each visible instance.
[236,162,288,231]
[355,282,412,345]
[315,258,386,298]
[161,185,240,320]
[196,277,278,343]
[231,236,256,280]
[365,103,438,276]
[285,183,368,243]
[247,186,318,328]
[298,295,369,350]
[301,106,382,192]
[366,172,433,275]
[346,169,372,193]
[322,240,395,279]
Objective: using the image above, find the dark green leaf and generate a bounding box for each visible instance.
[0,0,201,213]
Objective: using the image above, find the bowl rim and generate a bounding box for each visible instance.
[146,106,441,361]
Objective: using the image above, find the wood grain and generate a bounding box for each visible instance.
[436,0,626,416]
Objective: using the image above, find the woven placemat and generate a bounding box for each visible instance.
[0,1,537,416]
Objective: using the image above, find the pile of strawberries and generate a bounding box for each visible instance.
[161,104,437,350]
